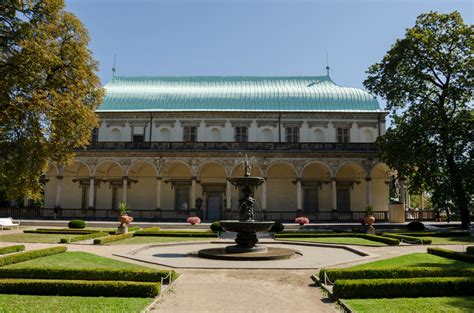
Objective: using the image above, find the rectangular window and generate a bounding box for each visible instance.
[183,126,197,142]
[336,185,351,212]
[91,128,99,143]
[235,126,248,142]
[337,128,350,143]
[133,135,144,143]
[285,127,299,143]
[303,188,319,212]
[175,186,190,210]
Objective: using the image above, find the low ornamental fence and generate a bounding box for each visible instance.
[0,207,438,223]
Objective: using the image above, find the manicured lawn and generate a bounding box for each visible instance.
[5,251,149,270]
[345,296,474,313]
[0,233,80,243]
[348,253,472,270]
[108,236,213,245]
[0,294,153,313]
[417,236,474,245]
[277,237,386,246]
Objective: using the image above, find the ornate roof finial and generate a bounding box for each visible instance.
[112,54,117,78]
[326,51,330,76]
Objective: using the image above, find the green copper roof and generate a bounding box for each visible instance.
[97,76,381,112]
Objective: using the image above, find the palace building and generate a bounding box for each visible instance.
[43,74,391,222]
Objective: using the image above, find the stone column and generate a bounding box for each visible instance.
[366,177,372,206]
[261,179,267,210]
[331,177,337,211]
[156,177,162,209]
[23,197,29,208]
[88,176,95,208]
[122,176,128,204]
[296,178,302,211]
[55,175,63,207]
[190,176,196,210]
[226,179,232,210]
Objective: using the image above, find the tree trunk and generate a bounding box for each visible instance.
[446,154,470,229]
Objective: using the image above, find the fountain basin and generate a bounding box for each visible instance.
[220,220,274,233]
[228,176,265,187]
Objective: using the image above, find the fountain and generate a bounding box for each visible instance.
[198,155,297,260]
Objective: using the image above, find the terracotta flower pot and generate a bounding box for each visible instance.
[364,215,375,226]
[119,214,133,224]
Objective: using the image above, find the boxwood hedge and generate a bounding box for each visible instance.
[24,229,96,235]
[395,231,470,237]
[274,232,399,245]
[93,233,134,245]
[0,267,177,282]
[319,267,474,283]
[382,233,432,244]
[333,277,474,299]
[0,279,160,297]
[0,245,25,255]
[60,232,109,243]
[134,229,218,238]
[428,247,474,263]
[0,246,67,266]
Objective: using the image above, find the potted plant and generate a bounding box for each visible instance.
[186,216,201,225]
[118,202,133,226]
[295,216,310,226]
[364,205,375,226]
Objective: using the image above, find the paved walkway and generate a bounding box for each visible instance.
[0,225,470,313]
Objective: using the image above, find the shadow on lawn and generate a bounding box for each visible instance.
[445,297,474,311]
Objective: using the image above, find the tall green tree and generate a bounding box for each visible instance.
[364,12,473,228]
[0,0,104,201]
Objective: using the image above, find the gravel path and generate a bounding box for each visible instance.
[150,269,338,313]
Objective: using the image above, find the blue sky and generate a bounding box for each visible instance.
[66,0,472,108]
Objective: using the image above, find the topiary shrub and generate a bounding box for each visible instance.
[270,221,284,232]
[467,246,474,254]
[68,220,86,229]
[407,221,425,231]
[210,221,223,232]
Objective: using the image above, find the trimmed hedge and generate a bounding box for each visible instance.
[134,229,218,238]
[68,220,86,229]
[407,221,425,231]
[319,267,474,283]
[395,231,470,237]
[0,267,177,282]
[0,246,67,267]
[210,221,223,232]
[333,277,474,299]
[275,232,399,245]
[270,221,285,233]
[60,232,109,243]
[24,229,96,235]
[467,246,474,254]
[428,247,474,263]
[93,233,134,245]
[0,245,25,255]
[0,279,160,297]
[382,233,432,244]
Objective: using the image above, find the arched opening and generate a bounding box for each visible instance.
[60,161,92,210]
[266,163,297,212]
[95,161,124,211]
[198,162,227,219]
[335,162,366,212]
[370,163,390,212]
[128,161,157,210]
[162,162,192,211]
[301,162,332,213]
